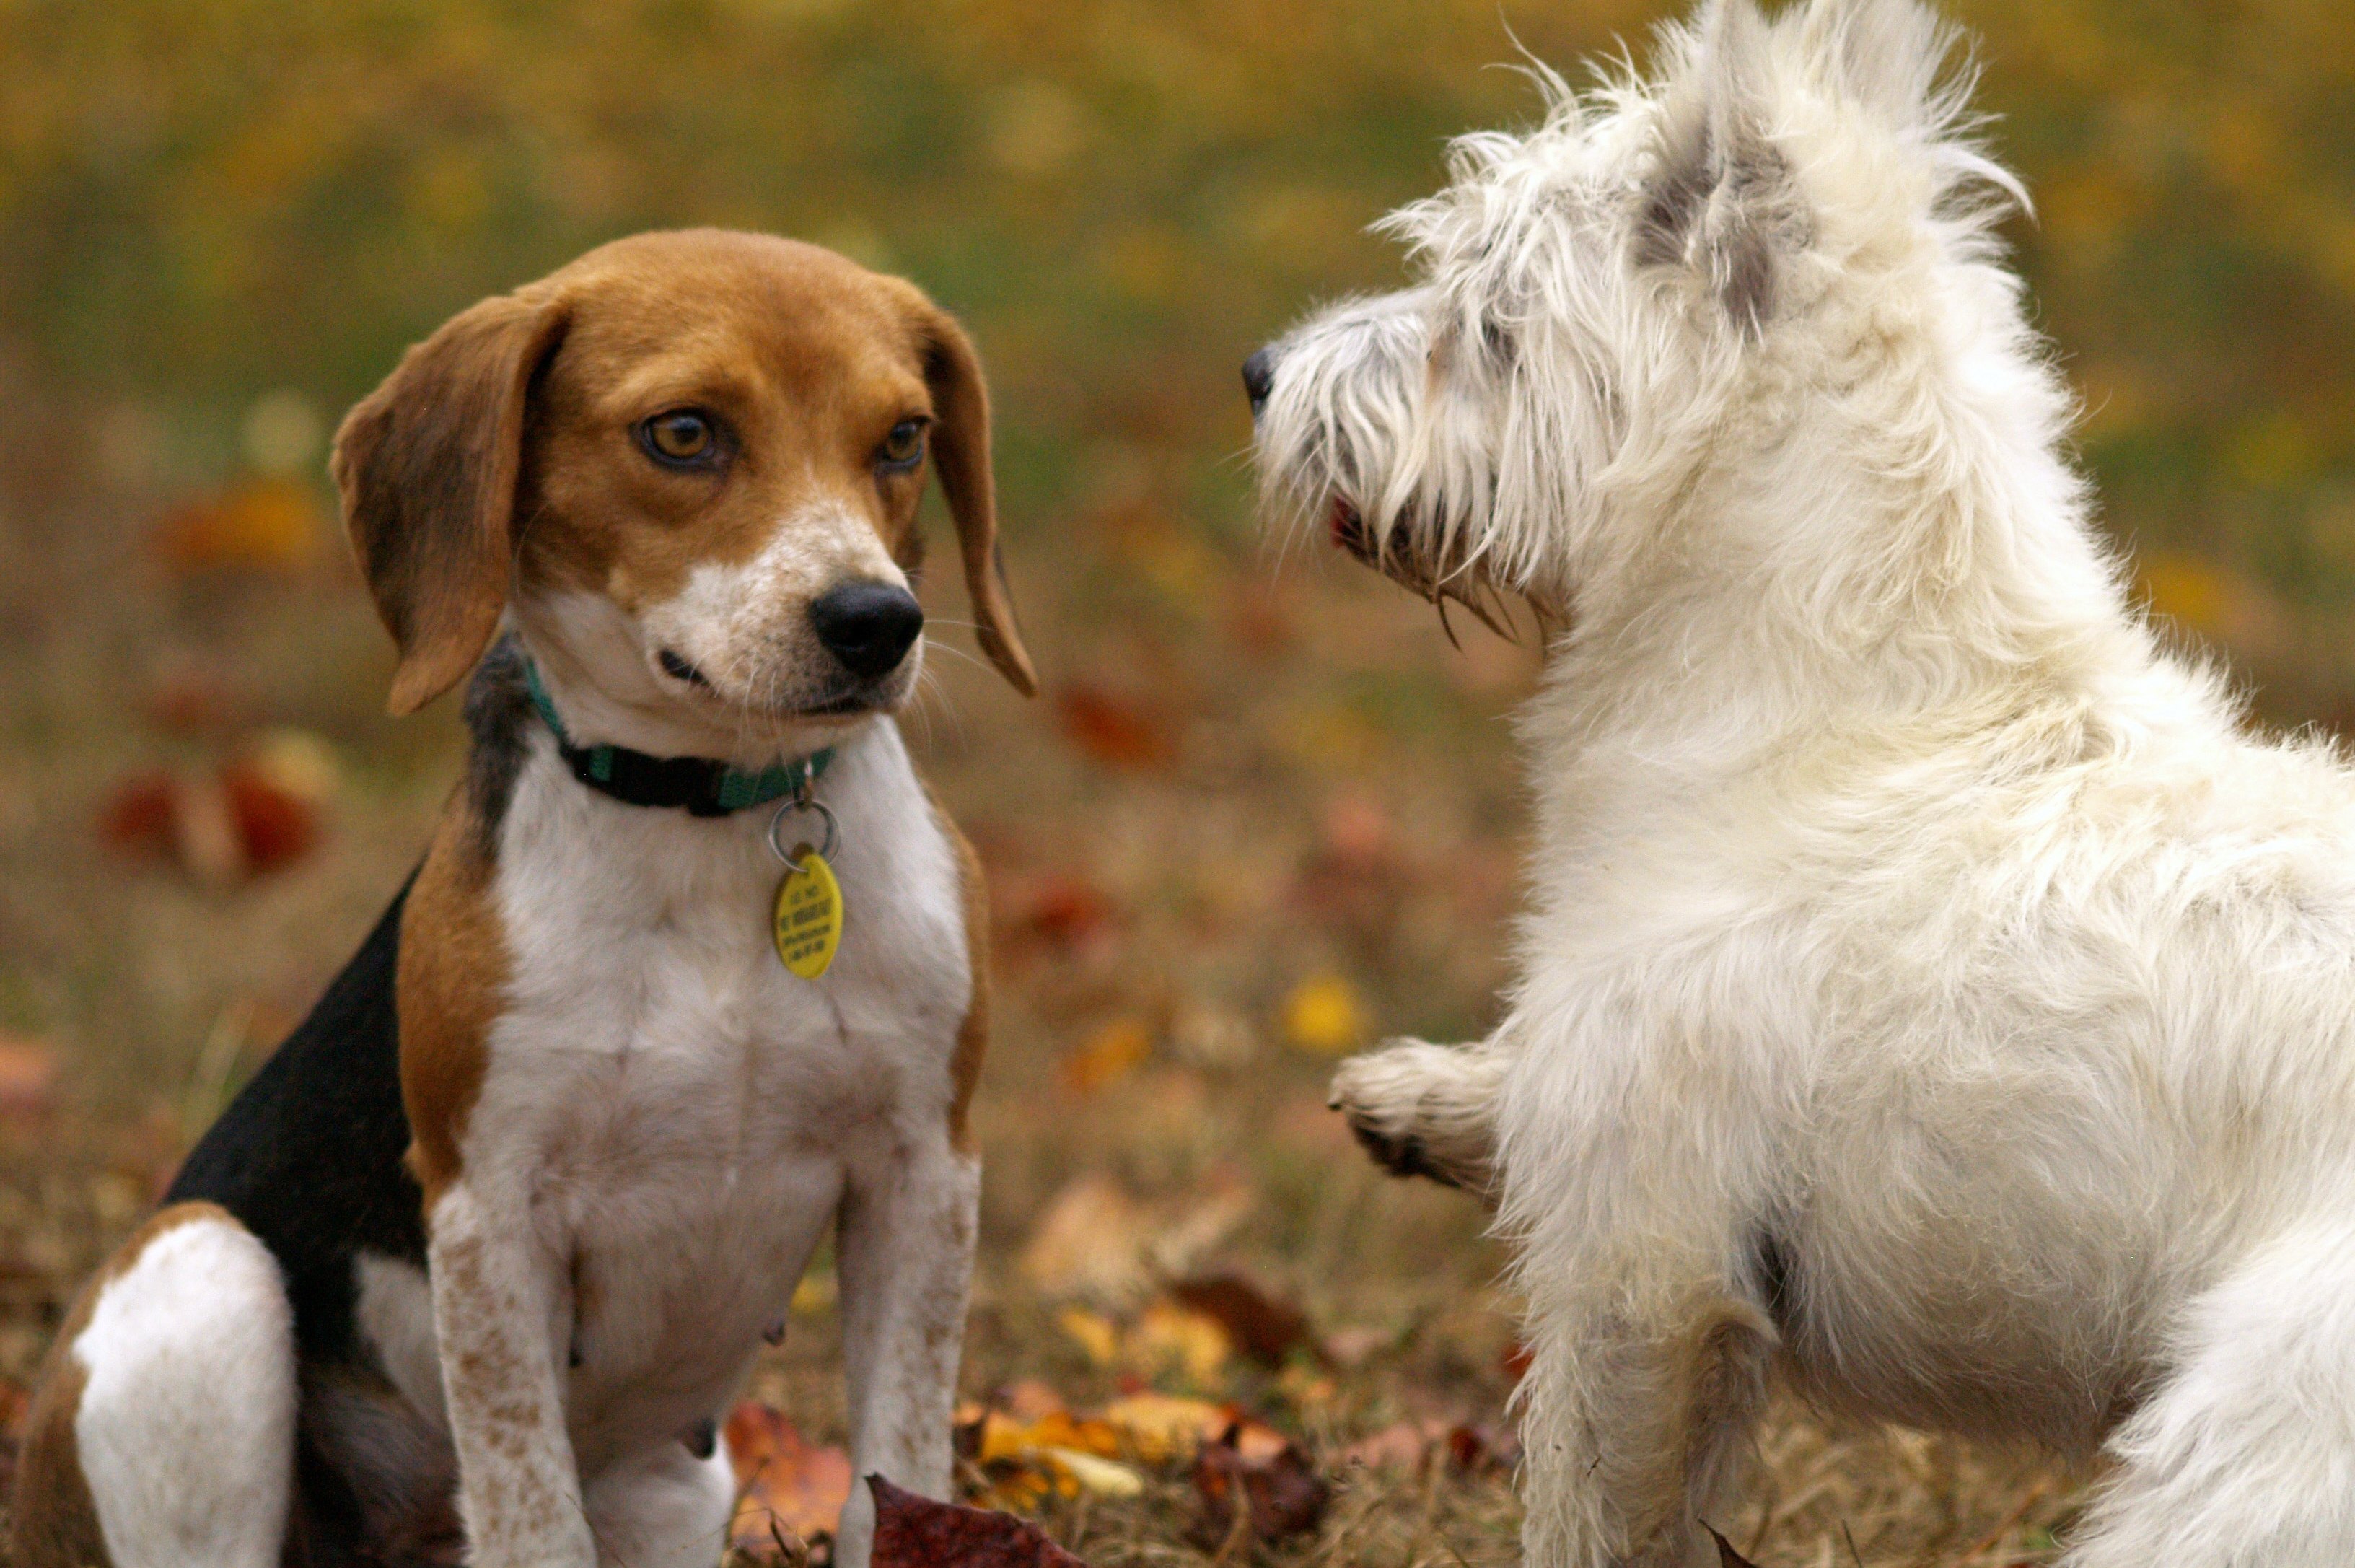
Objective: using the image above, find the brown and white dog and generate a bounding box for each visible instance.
[12,229,1035,1568]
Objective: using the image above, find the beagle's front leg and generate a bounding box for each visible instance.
[828,1129,982,1568]
[427,1181,597,1568]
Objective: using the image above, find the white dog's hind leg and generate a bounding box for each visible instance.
[1329,1036,1508,1199]
[1515,1286,1774,1568]
[2064,1217,2355,1568]
[66,1203,297,1568]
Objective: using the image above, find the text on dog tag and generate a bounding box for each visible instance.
[771,850,843,979]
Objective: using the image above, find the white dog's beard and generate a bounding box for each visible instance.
[1315,493,1528,646]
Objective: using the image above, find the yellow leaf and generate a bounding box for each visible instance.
[1130,1300,1233,1385]
[1100,1392,1231,1463]
[1040,1447,1144,1498]
[244,728,341,803]
[1057,1306,1121,1367]
[1281,974,1367,1055]
[1061,1017,1152,1095]
[154,479,323,574]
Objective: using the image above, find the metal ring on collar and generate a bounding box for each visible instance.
[766,797,839,866]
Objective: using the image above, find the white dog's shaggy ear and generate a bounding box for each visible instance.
[1636,0,1810,338]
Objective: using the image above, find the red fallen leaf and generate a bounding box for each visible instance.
[218,762,317,875]
[1188,1422,1328,1548]
[1444,1421,1519,1474]
[1167,1272,1315,1368]
[992,870,1121,968]
[0,1034,58,1119]
[1056,685,1174,771]
[725,1401,852,1551]
[1015,875,1116,948]
[1501,1340,1535,1387]
[869,1474,1091,1567]
[99,764,319,881]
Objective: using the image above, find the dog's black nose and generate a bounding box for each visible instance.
[810,580,924,680]
[1242,346,1277,416]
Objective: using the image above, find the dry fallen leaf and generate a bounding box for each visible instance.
[1017,1174,1152,1300]
[1108,1393,1290,1467]
[1167,1271,1315,1368]
[1097,1392,1235,1464]
[725,1401,852,1551]
[218,760,320,874]
[1127,1300,1233,1385]
[1188,1421,1329,1548]
[958,1388,1144,1507]
[870,1474,1092,1567]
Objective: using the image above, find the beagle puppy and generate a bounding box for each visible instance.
[11,229,1035,1568]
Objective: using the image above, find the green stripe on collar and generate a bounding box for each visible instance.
[522,658,833,817]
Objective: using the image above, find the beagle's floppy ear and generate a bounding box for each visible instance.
[916,305,1037,697]
[333,290,570,716]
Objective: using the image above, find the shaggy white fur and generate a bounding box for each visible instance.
[1252,2,2355,1564]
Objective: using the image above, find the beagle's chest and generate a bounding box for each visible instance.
[456,728,971,1393]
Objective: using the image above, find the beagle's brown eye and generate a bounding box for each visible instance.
[877,418,926,472]
[639,410,717,467]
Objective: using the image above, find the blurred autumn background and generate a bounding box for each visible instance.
[0,0,2349,1562]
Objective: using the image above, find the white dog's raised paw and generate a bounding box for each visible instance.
[1328,1038,1502,1201]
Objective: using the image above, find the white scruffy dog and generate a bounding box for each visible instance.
[1247,2,2355,1564]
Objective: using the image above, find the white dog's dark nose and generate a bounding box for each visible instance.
[810,581,924,680]
[1242,346,1277,416]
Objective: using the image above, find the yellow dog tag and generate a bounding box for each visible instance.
[771,850,843,978]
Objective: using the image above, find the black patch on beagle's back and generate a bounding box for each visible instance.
[462,634,534,859]
[167,881,426,1366]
